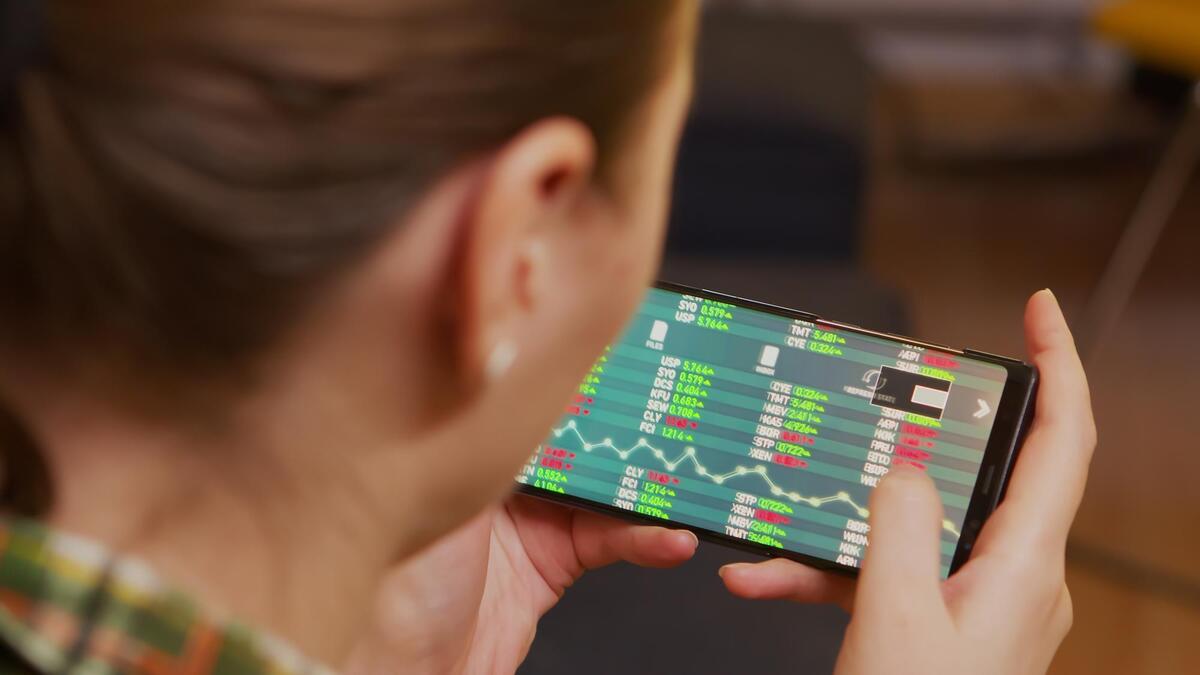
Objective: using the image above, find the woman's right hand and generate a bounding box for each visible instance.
[720,289,1096,675]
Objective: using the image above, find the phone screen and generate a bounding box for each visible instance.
[517,285,1015,577]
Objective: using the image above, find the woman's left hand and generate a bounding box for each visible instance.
[344,494,697,675]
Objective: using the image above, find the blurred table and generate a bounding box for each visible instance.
[713,0,1099,24]
[1078,1,1200,362]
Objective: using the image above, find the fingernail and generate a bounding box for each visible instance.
[718,563,745,578]
[676,530,699,548]
[883,463,929,488]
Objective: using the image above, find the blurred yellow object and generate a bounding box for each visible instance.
[1096,0,1200,76]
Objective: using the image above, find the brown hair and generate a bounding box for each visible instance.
[0,0,684,514]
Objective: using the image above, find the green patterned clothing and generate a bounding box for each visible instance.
[0,517,335,675]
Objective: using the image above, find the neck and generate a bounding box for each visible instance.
[10,372,431,667]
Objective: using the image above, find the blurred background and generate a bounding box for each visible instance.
[523,0,1200,673]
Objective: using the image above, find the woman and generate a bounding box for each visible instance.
[0,1,1094,673]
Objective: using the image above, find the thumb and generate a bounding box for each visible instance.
[856,464,946,612]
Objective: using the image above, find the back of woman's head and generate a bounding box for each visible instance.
[1,0,677,385]
[0,0,690,514]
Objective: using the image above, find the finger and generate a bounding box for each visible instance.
[857,465,945,610]
[719,558,855,612]
[571,510,698,570]
[977,290,1096,553]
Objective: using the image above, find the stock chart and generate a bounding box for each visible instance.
[517,287,1010,576]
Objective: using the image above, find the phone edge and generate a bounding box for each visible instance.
[517,280,1040,579]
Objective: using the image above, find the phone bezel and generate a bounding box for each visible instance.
[515,280,1039,578]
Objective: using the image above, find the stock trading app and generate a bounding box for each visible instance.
[517,288,1010,577]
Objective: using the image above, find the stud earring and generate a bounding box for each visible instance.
[485,341,518,381]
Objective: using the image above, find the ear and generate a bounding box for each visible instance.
[455,117,597,389]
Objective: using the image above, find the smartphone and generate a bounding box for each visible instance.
[516,281,1037,578]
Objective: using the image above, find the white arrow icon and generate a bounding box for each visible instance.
[973,399,991,419]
